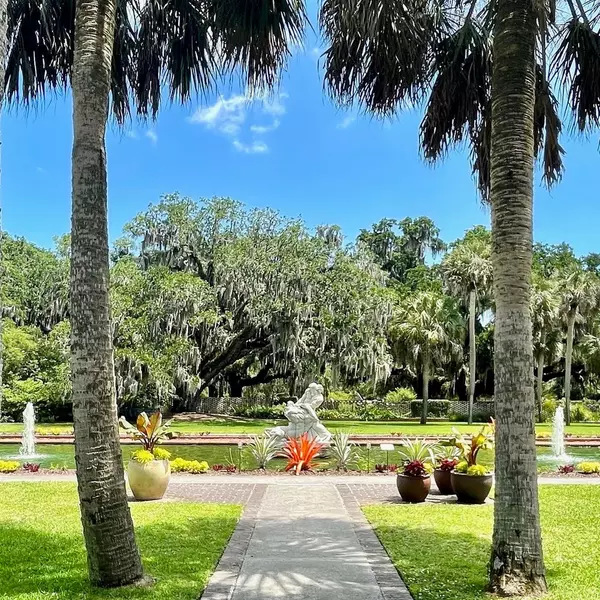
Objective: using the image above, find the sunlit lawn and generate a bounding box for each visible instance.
[2,419,600,436]
[0,483,240,600]
[364,485,600,600]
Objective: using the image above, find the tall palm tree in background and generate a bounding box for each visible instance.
[391,291,463,424]
[441,235,492,423]
[6,0,307,586]
[319,0,600,592]
[0,0,6,422]
[531,277,560,421]
[560,268,599,424]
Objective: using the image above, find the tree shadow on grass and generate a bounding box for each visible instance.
[0,513,238,599]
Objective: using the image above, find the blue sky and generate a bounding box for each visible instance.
[3,20,599,256]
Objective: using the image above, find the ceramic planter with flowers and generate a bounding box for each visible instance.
[120,411,173,501]
[447,421,495,504]
[396,439,435,503]
[433,446,460,495]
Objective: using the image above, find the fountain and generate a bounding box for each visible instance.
[550,405,568,461]
[19,402,37,458]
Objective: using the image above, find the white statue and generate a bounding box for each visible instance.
[266,383,332,444]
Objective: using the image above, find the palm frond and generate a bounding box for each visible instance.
[469,111,491,202]
[110,0,136,124]
[534,65,564,186]
[211,0,307,93]
[420,21,491,161]
[320,0,436,115]
[552,18,600,131]
[135,0,217,118]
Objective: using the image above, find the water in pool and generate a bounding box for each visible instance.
[1,443,598,471]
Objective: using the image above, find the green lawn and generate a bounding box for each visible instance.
[2,419,600,437]
[0,482,240,600]
[364,485,599,600]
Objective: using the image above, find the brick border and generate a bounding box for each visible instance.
[199,484,267,600]
[337,484,414,600]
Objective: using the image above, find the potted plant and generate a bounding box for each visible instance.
[433,446,460,495]
[396,439,435,503]
[120,411,173,501]
[448,422,494,504]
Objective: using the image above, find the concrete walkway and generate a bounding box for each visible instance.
[201,483,411,600]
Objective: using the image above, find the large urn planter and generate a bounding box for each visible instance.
[396,473,431,503]
[451,471,493,504]
[433,468,454,495]
[128,459,171,501]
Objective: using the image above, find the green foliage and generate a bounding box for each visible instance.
[169,458,210,473]
[131,449,155,464]
[571,403,595,423]
[577,461,600,474]
[317,409,345,420]
[467,464,491,476]
[0,460,20,473]
[247,435,279,470]
[359,404,400,421]
[385,387,416,403]
[398,439,436,465]
[447,423,494,466]
[454,460,468,473]
[152,447,172,461]
[233,404,286,419]
[328,389,355,402]
[119,411,173,451]
[330,431,359,470]
[541,398,558,423]
[410,400,450,418]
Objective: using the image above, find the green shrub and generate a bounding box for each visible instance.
[577,461,600,474]
[467,464,491,476]
[385,387,416,403]
[410,400,450,418]
[571,403,595,423]
[131,449,154,464]
[540,398,558,423]
[152,447,172,461]
[359,405,399,421]
[317,409,344,420]
[328,390,354,402]
[454,461,468,473]
[233,404,286,419]
[170,458,209,473]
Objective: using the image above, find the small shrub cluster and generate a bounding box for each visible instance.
[385,387,416,403]
[212,464,237,473]
[233,404,286,419]
[22,463,40,472]
[0,460,20,473]
[410,400,450,418]
[170,458,209,473]
[558,464,575,474]
[571,403,596,423]
[577,461,600,474]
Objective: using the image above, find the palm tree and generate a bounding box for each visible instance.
[441,233,492,424]
[7,0,307,587]
[391,291,463,424]
[319,0,600,590]
[531,277,560,421]
[559,269,599,425]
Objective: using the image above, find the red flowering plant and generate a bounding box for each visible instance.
[435,446,461,472]
[398,439,435,477]
[283,433,323,475]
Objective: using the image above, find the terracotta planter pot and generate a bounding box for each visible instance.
[128,459,171,501]
[451,471,493,504]
[433,468,454,495]
[396,473,431,503]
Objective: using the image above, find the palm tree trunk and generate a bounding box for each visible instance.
[468,288,476,425]
[421,351,430,425]
[0,0,8,421]
[564,311,576,426]
[536,346,544,423]
[71,0,144,586]
[488,0,547,593]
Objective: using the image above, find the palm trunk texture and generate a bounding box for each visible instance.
[468,288,476,425]
[564,311,575,426]
[71,0,144,586]
[488,0,547,593]
[421,352,430,425]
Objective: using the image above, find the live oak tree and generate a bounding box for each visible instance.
[112,195,393,404]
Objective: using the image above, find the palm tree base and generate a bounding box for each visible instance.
[488,560,547,597]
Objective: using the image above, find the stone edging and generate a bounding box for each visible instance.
[199,483,267,600]
[337,484,414,600]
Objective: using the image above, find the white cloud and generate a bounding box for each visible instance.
[337,115,356,129]
[190,92,287,154]
[250,119,280,134]
[145,129,158,144]
[233,140,269,154]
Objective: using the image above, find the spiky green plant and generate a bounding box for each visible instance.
[330,431,359,471]
[247,435,280,470]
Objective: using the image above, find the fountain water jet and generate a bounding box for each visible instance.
[551,405,568,460]
[19,402,37,457]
